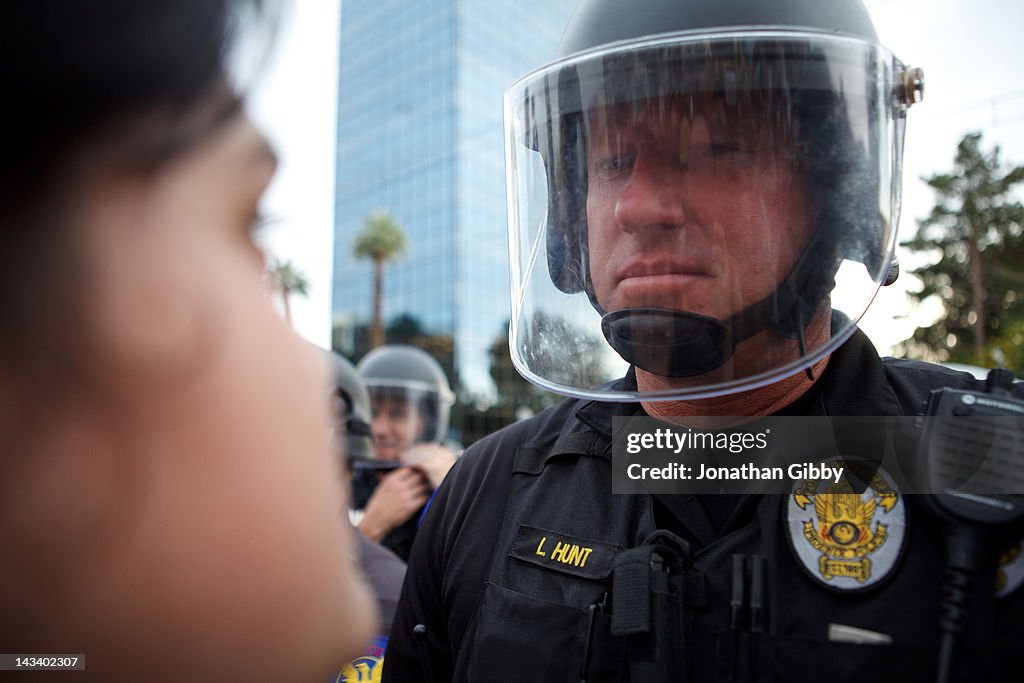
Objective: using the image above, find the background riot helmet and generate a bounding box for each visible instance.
[323,348,374,463]
[357,345,455,459]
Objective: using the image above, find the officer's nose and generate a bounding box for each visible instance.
[612,148,687,234]
[371,414,390,441]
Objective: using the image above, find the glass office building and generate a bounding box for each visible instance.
[332,0,577,442]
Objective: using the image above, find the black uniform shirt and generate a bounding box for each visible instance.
[384,330,1024,682]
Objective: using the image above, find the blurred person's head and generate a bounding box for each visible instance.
[357,345,454,462]
[0,2,376,680]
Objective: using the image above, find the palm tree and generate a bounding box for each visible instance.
[353,211,407,349]
[268,258,310,327]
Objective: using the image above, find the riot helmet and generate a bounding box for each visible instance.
[504,0,924,401]
[356,345,455,462]
[323,348,374,463]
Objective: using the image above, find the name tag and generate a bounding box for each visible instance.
[510,524,620,580]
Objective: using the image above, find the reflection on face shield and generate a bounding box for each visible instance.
[582,95,818,377]
[583,98,811,314]
[504,31,908,397]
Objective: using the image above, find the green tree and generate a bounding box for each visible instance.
[899,132,1024,371]
[353,211,407,349]
[386,313,427,344]
[267,258,309,328]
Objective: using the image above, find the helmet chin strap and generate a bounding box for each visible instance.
[600,271,810,378]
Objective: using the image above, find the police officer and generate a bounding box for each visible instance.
[324,348,406,682]
[353,344,457,561]
[384,0,1024,681]
[326,347,376,465]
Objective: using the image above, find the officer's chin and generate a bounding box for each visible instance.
[374,447,400,463]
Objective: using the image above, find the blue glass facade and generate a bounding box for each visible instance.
[332,0,577,440]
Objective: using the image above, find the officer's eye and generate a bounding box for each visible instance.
[595,154,634,174]
[687,142,753,170]
[709,142,743,155]
[387,407,409,420]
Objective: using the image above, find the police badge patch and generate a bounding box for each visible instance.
[334,634,386,682]
[786,459,906,591]
[996,540,1024,599]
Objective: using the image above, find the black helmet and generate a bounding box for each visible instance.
[558,0,878,57]
[503,0,924,401]
[323,348,374,462]
[357,345,455,447]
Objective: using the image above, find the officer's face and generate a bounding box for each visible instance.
[370,394,423,462]
[584,99,813,321]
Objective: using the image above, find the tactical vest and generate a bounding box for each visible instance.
[452,422,1008,682]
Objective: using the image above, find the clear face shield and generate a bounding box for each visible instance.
[333,390,374,464]
[366,382,450,463]
[504,29,920,401]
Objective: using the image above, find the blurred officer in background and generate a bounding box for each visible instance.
[384,0,1024,681]
[324,349,405,683]
[353,344,457,560]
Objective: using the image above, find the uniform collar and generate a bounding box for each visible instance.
[810,326,904,417]
[570,368,642,441]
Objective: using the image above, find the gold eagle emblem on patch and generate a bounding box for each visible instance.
[996,541,1024,598]
[336,655,384,683]
[787,460,905,590]
[334,636,387,682]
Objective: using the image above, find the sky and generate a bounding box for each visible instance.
[249,0,1024,355]
[249,0,342,348]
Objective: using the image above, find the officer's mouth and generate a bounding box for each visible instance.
[373,441,401,457]
[617,259,710,281]
[615,260,712,295]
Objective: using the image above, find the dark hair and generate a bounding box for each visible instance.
[369,386,442,445]
[3,2,277,194]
